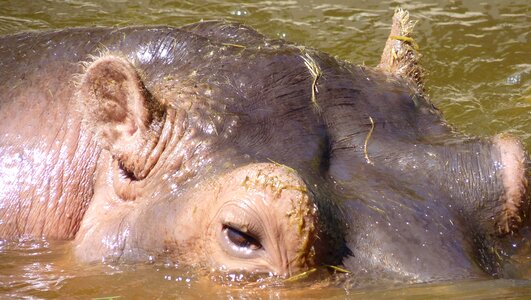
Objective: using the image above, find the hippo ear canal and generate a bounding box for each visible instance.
[79,55,167,201]
[79,55,164,184]
[79,56,152,148]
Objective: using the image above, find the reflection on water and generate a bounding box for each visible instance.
[0,0,529,298]
[1,238,530,298]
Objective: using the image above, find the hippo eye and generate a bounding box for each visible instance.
[222,225,262,251]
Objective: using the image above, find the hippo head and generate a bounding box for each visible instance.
[71,18,529,282]
[73,55,345,276]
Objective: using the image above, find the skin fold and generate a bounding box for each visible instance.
[0,10,528,284]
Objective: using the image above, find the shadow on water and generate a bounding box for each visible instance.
[0,0,529,298]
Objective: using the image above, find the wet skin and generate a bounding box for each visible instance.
[0,15,529,284]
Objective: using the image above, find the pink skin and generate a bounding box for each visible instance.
[0,58,100,240]
[75,162,317,275]
[492,135,528,235]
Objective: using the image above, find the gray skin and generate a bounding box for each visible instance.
[0,11,529,284]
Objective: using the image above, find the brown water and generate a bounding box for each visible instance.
[0,0,530,298]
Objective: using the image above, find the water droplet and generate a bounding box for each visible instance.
[506,73,521,85]
[231,8,250,16]
[164,261,173,268]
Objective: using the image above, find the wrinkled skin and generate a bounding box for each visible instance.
[0,12,529,284]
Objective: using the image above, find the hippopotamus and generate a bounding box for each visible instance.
[0,10,529,284]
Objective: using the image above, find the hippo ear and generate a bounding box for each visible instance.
[79,56,162,179]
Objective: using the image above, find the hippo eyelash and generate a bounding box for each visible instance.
[222,225,262,251]
[221,221,263,244]
[117,160,139,181]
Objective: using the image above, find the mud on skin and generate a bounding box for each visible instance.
[0,9,529,285]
